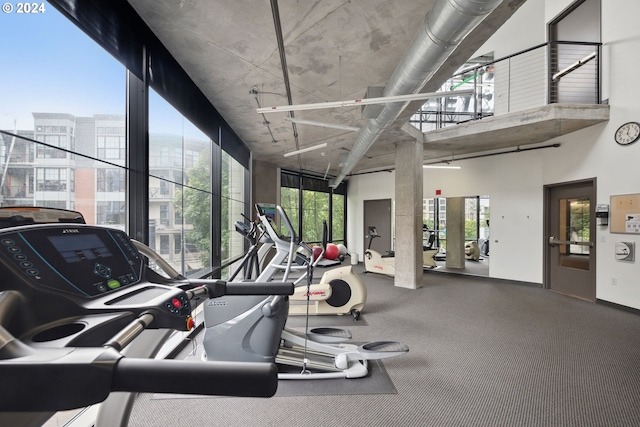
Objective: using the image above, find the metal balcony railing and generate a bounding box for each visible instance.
[410,41,602,132]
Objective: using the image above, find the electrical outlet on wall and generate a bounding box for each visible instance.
[611,277,617,286]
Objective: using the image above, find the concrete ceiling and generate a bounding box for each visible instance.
[126,0,528,179]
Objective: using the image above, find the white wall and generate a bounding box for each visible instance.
[545,0,574,23]
[348,148,546,284]
[347,0,640,310]
[472,0,546,60]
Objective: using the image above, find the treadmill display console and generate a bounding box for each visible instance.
[0,225,143,298]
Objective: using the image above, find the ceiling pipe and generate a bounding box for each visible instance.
[270,0,302,171]
[347,143,561,177]
[329,0,503,188]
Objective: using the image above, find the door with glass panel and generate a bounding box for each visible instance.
[544,179,596,301]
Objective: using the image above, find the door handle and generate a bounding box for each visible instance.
[549,236,594,247]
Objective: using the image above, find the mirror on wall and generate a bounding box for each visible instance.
[423,195,490,276]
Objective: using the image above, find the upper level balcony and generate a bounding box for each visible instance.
[408,41,609,162]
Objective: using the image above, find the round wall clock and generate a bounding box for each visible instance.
[615,121,640,145]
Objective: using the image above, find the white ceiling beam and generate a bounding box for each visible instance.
[257,90,473,114]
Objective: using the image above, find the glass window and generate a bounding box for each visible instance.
[221,150,246,265]
[479,196,490,256]
[160,235,170,255]
[97,168,126,192]
[302,190,329,244]
[0,6,126,227]
[332,193,345,243]
[423,199,436,229]
[149,89,213,276]
[424,197,447,248]
[160,204,169,226]
[465,197,478,240]
[280,186,300,238]
[174,234,182,255]
[36,168,64,191]
[280,172,346,246]
[96,201,126,225]
[561,197,590,257]
[97,135,125,159]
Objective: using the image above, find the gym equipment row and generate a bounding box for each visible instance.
[199,204,409,380]
[0,205,409,425]
[0,207,293,427]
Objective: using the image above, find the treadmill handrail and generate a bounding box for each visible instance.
[0,283,282,412]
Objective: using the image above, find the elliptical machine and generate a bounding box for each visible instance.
[201,204,409,380]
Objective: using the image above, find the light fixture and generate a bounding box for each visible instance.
[257,90,474,114]
[423,165,461,169]
[283,117,359,132]
[323,163,331,179]
[283,143,328,157]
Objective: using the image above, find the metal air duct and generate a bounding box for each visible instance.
[330,0,503,187]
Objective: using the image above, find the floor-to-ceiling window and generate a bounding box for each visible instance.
[149,89,213,275]
[302,184,330,244]
[221,150,246,266]
[280,172,301,238]
[280,171,347,246]
[332,191,345,244]
[0,5,126,225]
[1,3,252,280]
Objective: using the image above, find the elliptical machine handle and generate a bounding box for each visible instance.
[185,279,294,298]
[276,205,298,242]
[131,239,185,280]
[112,358,279,398]
[322,219,328,249]
[225,281,294,296]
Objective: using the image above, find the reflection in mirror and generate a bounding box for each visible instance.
[423,195,490,276]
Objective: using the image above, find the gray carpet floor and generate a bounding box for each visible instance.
[128,266,640,427]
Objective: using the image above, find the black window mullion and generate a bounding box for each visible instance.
[126,66,149,244]
[476,196,480,241]
[328,189,333,243]
[297,176,303,240]
[211,133,222,278]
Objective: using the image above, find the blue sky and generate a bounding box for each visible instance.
[0,5,125,130]
[0,2,207,140]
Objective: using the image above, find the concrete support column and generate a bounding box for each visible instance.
[394,140,423,289]
[445,197,465,269]
[251,159,279,216]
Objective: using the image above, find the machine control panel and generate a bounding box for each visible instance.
[0,224,143,298]
[163,293,191,317]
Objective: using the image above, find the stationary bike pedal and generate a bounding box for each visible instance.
[307,327,352,343]
[357,340,410,359]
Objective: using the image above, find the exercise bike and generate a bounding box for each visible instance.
[255,204,366,320]
[465,240,481,261]
[199,204,409,380]
[0,206,294,427]
[364,226,439,276]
